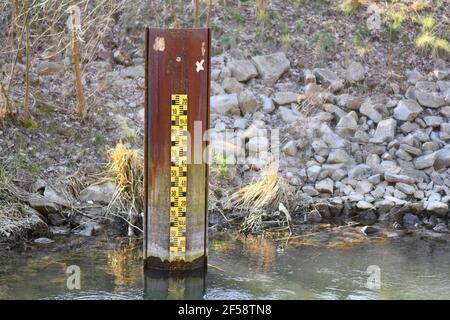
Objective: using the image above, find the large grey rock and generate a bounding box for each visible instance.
[228,59,258,82]
[28,194,59,215]
[278,106,298,124]
[360,101,389,123]
[222,77,243,93]
[307,165,322,182]
[373,119,397,142]
[79,182,116,205]
[415,90,445,108]
[315,178,334,194]
[211,81,225,95]
[403,213,421,228]
[210,94,240,115]
[336,94,363,110]
[238,90,258,115]
[434,149,450,170]
[336,113,358,137]
[406,69,424,84]
[320,123,350,149]
[395,183,415,195]
[261,95,275,113]
[327,149,351,164]
[344,61,365,83]
[272,91,299,105]
[384,172,414,184]
[313,68,344,92]
[313,68,340,86]
[414,149,450,170]
[424,116,444,127]
[393,100,422,121]
[282,140,297,156]
[416,81,438,92]
[348,164,372,180]
[252,52,290,85]
[426,201,448,218]
[440,123,450,140]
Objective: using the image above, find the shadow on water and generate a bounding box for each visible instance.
[1,232,450,300]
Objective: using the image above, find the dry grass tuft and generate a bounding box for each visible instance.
[232,164,294,234]
[233,164,292,212]
[105,142,144,234]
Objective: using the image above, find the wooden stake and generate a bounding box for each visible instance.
[70,6,86,119]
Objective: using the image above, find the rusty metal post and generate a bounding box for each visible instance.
[144,28,210,271]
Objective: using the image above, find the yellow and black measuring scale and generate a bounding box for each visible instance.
[169,94,188,260]
[144,28,210,272]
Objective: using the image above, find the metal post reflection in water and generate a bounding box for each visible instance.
[144,269,206,300]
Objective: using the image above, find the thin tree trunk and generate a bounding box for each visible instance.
[23,13,31,119]
[206,0,212,28]
[70,7,86,119]
[169,0,177,28]
[194,0,200,28]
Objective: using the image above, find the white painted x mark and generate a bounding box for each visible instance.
[196,59,204,72]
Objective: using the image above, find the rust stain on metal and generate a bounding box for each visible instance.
[144,28,210,271]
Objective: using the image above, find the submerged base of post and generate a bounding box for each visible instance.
[144,268,206,300]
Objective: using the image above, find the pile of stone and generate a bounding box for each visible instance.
[209,51,450,233]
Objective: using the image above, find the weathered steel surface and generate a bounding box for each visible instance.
[144,28,210,270]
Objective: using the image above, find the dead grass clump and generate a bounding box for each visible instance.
[232,164,294,234]
[233,164,292,212]
[106,142,144,235]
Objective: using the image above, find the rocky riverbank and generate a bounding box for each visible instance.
[1,1,449,247]
[207,49,450,238]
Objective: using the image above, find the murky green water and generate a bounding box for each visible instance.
[1,233,449,300]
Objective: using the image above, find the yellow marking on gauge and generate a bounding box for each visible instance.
[170,94,188,260]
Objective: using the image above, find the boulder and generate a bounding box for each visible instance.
[344,61,365,83]
[238,90,258,115]
[251,52,290,85]
[222,77,244,93]
[440,123,450,140]
[336,113,358,137]
[403,213,421,228]
[424,116,444,127]
[384,172,414,184]
[426,201,448,218]
[278,106,298,124]
[415,90,445,108]
[393,100,422,121]
[261,95,275,113]
[210,94,240,115]
[79,182,116,205]
[272,91,299,105]
[315,178,334,194]
[282,140,297,156]
[373,119,397,142]
[27,194,59,215]
[228,59,258,82]
[360,101,389,123]
[327,149,351,164]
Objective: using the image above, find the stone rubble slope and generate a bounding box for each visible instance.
[209,50,450,232]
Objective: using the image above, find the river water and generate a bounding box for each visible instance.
[0,233,449,300]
